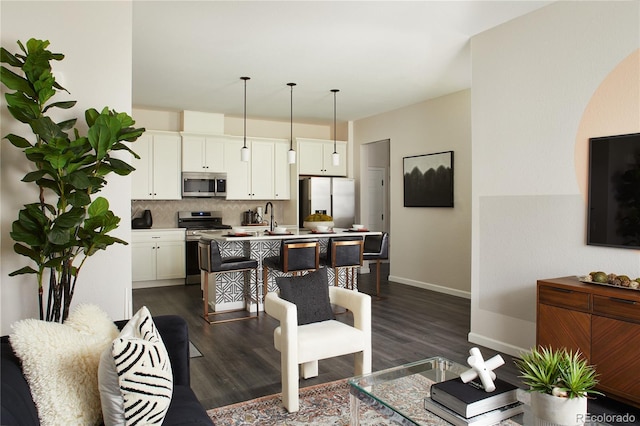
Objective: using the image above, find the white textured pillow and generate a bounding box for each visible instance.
[98,306,173,426]
[9,304,119,426]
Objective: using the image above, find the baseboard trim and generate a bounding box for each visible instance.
[389,275,471,299]
[467,332,527,358]
[132,278,185,289]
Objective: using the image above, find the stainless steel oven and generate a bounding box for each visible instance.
[178,211,231,284]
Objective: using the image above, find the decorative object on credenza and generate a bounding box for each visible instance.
[429,347,520,420]
[1,38,145,322]
[403,150,454,207]
[580,271,640,290]
[515,346,602,426]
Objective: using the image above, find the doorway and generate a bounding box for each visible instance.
[367,167,385,232]
[362,139,390,234]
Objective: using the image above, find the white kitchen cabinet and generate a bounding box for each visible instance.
[132,230,185,282]
[297,138,347,176]
[131,131,181,200]
[224,137,289,200]
[181,134,225,172]
[223,137,250,199]
[274,141,291,200]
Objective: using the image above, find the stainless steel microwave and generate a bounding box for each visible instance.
[182,172,227,198]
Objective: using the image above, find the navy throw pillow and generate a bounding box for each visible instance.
[276,268,335,325]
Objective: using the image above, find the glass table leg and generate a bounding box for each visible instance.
[349,387,361,426]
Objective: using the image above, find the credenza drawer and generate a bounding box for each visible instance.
[593,295,640,322]
[539,285,590,311]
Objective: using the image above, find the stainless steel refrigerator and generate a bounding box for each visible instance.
[299,177,355,228]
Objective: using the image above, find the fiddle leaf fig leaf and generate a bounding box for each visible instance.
[48,226,71,245]
[1,47,23,67]
[88,197,108,217]
[0,65,34,97]
[67,171,91,189]
[30,116,67,142]
[5,134,32,148]
[43,100,76,113]
[54,208,85,228]
[9,266,38,276]
[88,123,113,160]
[22,170,47,182]
[13,243,41,262]
[56,118,77,131]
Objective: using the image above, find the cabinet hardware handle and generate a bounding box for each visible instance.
[609,297,636,305]
[549,287,573,294]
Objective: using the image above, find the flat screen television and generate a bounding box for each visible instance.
[587,132,640,249]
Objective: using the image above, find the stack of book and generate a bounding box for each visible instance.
[424,377,524,426]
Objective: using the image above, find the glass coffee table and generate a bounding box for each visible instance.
[348,356,524,426]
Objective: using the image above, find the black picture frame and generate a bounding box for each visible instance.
[403,151,454,207]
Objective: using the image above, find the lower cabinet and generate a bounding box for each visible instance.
[536,277,640,407]
[132,230,185,282]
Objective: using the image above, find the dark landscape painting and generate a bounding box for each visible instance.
[403,151,454,207]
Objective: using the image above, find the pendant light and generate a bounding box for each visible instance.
[240,76,250,162]
[331,89,340,166]
[287,83,297,164]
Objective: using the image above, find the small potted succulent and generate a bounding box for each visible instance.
[515,346,602,425]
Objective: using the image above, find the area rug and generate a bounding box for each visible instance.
[207,379,388,426]
[207,376,522,425]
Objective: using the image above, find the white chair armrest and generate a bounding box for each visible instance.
[329,287,371,333]
[265,292,299,344]
[265,291,296,323]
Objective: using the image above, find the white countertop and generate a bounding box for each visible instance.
[200,228,381,241]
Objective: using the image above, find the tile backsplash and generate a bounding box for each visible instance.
[131,199,291,228]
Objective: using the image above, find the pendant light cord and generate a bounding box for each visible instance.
[288,83,296,150]
[331,89,339,153]
[241,77,250,148]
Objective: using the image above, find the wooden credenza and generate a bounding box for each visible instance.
[537,276,640,407]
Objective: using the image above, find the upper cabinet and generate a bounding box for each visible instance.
[131,131,182,200]
[297,138,347,176]
[223,137,290,200]
[181,133,225,172]
[273,141,291,200]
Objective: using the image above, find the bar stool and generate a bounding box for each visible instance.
[322,236,364,289]
[363,232,389,300]
[198,237,259,324]
[262,239,320,298]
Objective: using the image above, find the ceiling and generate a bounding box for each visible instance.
[133,1,551,125]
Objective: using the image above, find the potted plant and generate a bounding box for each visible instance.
[515,346,602,425]
[1,38,144,322]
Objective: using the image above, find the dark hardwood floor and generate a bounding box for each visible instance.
[133,264,640,424]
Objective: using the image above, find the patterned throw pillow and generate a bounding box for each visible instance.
[98,306,173,426]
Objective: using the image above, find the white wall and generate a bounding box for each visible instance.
[1,1,134,334]
[354,90,472,297]
[470,1,640,356]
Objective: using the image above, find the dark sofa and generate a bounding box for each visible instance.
[1,315,212,425]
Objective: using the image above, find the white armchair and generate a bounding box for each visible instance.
[265,286,372,412]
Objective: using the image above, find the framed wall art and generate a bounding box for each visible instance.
[403,150,454,207]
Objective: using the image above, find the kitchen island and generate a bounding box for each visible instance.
[198,228,381,314]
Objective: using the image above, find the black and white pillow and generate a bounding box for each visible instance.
[98,307,173,426]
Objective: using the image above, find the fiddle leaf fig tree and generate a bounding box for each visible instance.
[1,38,144,322]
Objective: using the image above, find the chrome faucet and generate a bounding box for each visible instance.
[265,202,274,232]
